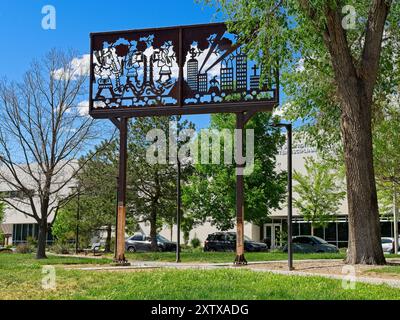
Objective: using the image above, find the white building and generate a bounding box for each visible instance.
[149,142,396,249]
[1,145,396,248]
[0,163,75,246]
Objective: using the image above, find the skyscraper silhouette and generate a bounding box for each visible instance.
[187,58,199,91]
[250,64,260,90]
[198,73,208,93]
[236,51,247,91]
[221,60,234,92]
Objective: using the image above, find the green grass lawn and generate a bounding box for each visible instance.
[1,253,400,300]
[121,250,347,263]
[121,250,400,263]
[367,265,400,275]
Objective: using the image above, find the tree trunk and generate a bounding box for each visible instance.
[341,91,385,265]
[150,206,158,252]
[311,226,314,237]
[105,225,112,253]
[36,219,48,259]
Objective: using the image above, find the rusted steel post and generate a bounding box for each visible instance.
[234,112,247,265]
[115,118,129,265]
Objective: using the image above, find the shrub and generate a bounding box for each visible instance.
[190,237,201,249]
[50,241,71,255]
[26,236,38,248]
[15,244,33,254]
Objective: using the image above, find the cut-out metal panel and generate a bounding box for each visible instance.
[89,23,278,118]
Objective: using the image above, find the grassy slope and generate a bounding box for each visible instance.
[1,254,400,300]
[367,266,400,275]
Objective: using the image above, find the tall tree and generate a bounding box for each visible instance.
[204,0,400,264]
[127,116,194,251]
[183,113,286,230]
[373,98,400,252]
[293,157,346,235]
[72,140,119,252]
[52,140,137,251]
[0,50,101,259]
[0,201,4,224]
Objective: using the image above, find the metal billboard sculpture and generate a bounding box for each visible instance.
[89,23,279,265]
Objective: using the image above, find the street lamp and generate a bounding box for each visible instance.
[176,158,182,263]
[69,184,81,255]
[272,122,293,271]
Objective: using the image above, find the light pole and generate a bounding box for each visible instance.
[176,117,182,263]
[272,122,293,271]
[76,189,81,254]
[394,187,399,255]
[176,158,182,263]
[115,176,119,260]
[69,184,81,255]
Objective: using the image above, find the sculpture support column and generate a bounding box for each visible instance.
[115,118,129,265]
[234,112,247,265]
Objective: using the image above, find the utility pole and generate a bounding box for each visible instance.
[176,116,182,263]
[75,187,81,254]
[176,158,182,263]
[394,188,399,255]
[272,123,293,271]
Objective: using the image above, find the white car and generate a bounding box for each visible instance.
[381,237,400,254]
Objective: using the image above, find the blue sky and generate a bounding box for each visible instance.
[0,0,222,129]
[0,1,289,131]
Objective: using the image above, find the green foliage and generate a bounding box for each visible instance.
[49,241,72,255]
[190,237,201,249]
[0,201,4,246]
[54,140,137,250]
[201,0,400,158]
[293,158,346,230]
[52,208,77,244]
[183,112,286,229]
[373,101,400,215]
[15,244,33,254]
[26,237,38,248]
[181,213,200,245]
[0,201,4,224]
[127,116,195,244]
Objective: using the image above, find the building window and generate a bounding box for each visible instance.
[0,189,35,199]
[12,224,53,245]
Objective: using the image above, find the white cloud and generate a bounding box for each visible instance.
[77,101,89,116]
[272,102,287,118]
[295,58,305,72]
[52,54,90,80]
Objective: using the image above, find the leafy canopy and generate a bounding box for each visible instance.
[183,112,287,230]
[293,157,346,229]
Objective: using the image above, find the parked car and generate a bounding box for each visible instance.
[125,234,176,253]
[204,232,268,252]
[381,237,400,254]
[282,236,339,253]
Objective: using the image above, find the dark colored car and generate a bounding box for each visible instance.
[204,232,268,252]
[125,234,176,253]
[282,236,339,253]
